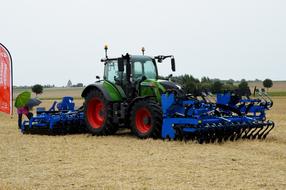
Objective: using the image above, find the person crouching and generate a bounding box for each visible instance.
[17,106,33,129]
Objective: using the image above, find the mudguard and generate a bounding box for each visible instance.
[81,81,125,102]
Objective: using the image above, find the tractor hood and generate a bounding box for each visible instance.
[158,80,181,91]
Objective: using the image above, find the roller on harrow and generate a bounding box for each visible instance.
[21,96,86,134]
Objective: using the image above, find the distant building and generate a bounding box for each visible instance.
[67,80,72,87]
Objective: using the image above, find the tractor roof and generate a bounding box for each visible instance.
[129,55,153,62]
[102,54,153,63]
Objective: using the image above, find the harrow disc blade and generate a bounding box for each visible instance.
[172,120,275,143]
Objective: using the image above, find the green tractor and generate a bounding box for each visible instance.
[81,48,179,138]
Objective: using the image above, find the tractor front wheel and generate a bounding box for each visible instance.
[130,99,162,139]
[84,89,117,135]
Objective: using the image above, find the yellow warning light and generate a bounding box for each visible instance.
[141,47,145,55]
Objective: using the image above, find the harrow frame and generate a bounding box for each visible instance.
[161,92,274,143]
[21,96,86,134]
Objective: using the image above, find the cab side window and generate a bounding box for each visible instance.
[133,61,143,80]
[143,61,156,79]
[104,61,118,83]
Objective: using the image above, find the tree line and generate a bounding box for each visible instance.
[162,75,273,96]
[17,77,273,97]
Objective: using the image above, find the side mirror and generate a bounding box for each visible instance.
[96,76,100,79]
[171,58,176,72]
[118,58,124,72]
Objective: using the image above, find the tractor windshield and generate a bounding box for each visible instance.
[104,60,120,83]
[103,55,158,84]
[131,57,157,80]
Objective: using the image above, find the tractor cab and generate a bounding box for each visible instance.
[103,55,157,84]
[102,54,176,100]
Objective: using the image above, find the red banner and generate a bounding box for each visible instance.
[0,43,13,115]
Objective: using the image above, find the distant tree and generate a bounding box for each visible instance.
[67,80,72,87]
[43,84,55,88]
[223,83,237,91]
[199,82,212,93]
[212,80,223,93]
[73,83,84,87]
[173,74,199,94]
[226,79,235,85]
[32,84,43,96]
[263,79,273,91]
[77,83,84,87]
[201,76,211,83]
[184,80,197,94]
[238,79,251,96]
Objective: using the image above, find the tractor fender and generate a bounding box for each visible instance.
[128,95,156,111]
[81,84,112,101]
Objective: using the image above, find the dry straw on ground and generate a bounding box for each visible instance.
[0,95,285,189]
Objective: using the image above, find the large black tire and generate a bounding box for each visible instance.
[84,89,118,135]
[130,99,162,139]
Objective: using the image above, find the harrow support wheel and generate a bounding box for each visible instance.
[84,89,117,135]
[130,98,162,139]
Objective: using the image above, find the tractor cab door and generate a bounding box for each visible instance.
[130,57,159,98]
[104,60,127,98]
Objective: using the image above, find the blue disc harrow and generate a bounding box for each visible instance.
[21,96,86,134]
[161,89,274,143]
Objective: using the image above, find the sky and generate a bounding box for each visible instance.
[1,0,286,86]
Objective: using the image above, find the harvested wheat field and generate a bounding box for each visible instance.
[0,97,286,190]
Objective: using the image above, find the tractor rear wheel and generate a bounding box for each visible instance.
[84,89,117,135]
[130,99,162,139]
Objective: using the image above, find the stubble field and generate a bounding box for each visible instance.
[0,87,286,190]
